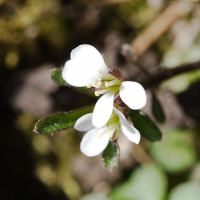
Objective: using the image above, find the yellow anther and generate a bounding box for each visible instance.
[108,132,114,138]
[97,69,101,74]
[87,83,92,88]
[105,81,109,87]
[95,91,100,96]
[97,133,103,138]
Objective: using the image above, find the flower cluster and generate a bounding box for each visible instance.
[62,45,146,157]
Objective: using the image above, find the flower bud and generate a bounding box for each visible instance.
[108,68,124,82]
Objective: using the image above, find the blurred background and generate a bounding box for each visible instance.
[1,0,200,199]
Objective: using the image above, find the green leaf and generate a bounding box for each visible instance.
[150,129,196,173]
[169,182,200,200]
[128,110,162,142]
[152,91,165,123]
[50,68,70,86]
[50,68,95,97]
[33,105,94,135]
[103,141,120,171]
[151,143,196,173]
[110,164,167,200]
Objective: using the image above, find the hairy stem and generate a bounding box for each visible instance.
[144,61,200,88]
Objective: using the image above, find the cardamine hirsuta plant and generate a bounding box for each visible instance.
[62,45,148,162]
[33,44,200,170]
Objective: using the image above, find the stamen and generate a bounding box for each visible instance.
[97,69,101,74]
[108,132,114,138]
[99,88,110,94]
[92,78,102,88]
[95,91,100,96]
[87,83,92,88]
[105,81,109,87]
[97,79,102,87]
[97,133,103,138]
[108,80,121,87]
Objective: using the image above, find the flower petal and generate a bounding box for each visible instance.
[120,119,140,144]
[80,128,109,157]
[71,44,108,71]
[119,81,147,109]
[113,107,126,121]
[74,113,94,132]
[92,92,115,128]
[113,107,140,143]
[62,60,95,87]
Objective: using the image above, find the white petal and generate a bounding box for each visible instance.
[74,113,94,132]
[120,119,140,144]
[62,60,95,87]
[113,107,126,121]
[113,107,140,143]
[70,44,108,71]
[119,81,147,109]
[80,128,109,157]
[92,92,115,128]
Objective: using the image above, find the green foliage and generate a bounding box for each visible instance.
[150,129,196,173]
[50,68,95,97]
[161,71,200,94]
[169,182,200,200]
[34,105,94,135]
[152,91,165,123]
[110,164,167,200]
[163,45,200,69]
[103,141,120,171]
[162,45,200,94]
[50,68,71,86]
[128,110,162,141]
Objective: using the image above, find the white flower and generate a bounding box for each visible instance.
[74,107,140,157]
[62,44,146,128]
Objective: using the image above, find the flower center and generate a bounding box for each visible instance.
[87,69,122,96]
[97,112,120,139]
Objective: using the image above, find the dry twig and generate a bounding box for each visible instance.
[132,1,182,56]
